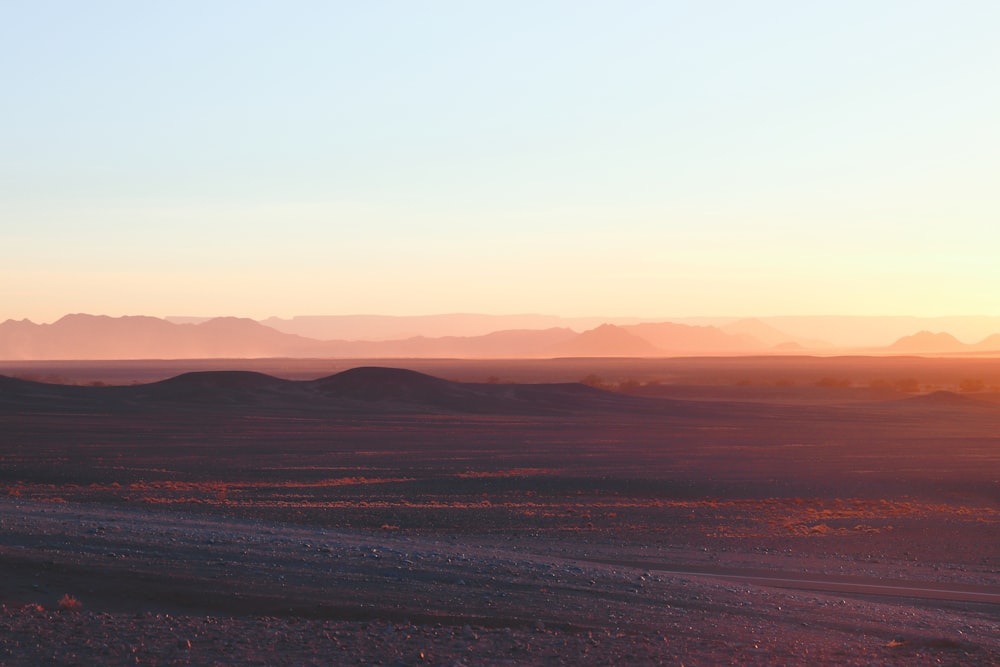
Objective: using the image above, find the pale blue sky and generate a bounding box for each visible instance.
[3,1,999,321]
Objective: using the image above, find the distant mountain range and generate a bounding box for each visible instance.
[0,315,329,360]
[251,314,643,341]
[887,330,1000,354]
[746,315,1000,348]
[3,313,1000,360]
[172,313,1000,347]
[0,314,808,360]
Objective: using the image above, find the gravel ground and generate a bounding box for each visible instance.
[2,597,997,666]
[3,366,999,665]
[2,498,998,666]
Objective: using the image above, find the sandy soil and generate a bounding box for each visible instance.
[2,360,999,665]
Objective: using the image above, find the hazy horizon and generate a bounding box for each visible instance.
[9,310,1000,354]
[4,2,998,322]
[13,309,1000,325]
[10,308,1000,326]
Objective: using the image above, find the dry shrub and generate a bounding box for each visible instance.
[959,378,985,392]
[870,378,921,392]
[58,594,83,612]
[615,379,642,393]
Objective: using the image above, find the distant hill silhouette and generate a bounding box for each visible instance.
[0,316,581,360]
[722,318,832,349]
[342,328,578,358]
[550,324,661,357]
[0,315,319,360]
[750,315,1000,348]
[972,333,1000,352]
[257,314,629,341]
[621,322,759,354]
[888,331,967,353]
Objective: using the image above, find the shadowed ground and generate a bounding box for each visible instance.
[1,362,998,664]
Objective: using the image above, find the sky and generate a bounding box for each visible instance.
[3,1,999,323]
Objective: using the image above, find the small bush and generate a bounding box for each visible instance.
[58,594,82,612]
[816,377,851,388]
[959,378,985,393]
[616,379,642,393]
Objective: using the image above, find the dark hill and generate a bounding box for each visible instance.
[0,374,113,412]
[312,367,691,415]
[0,374,46,392]
[896,390,995,410]
[148,370,292,392]
[311,367,466,403]
[134,371,300,404]
[0,374,75,401]
[1,367,685,416]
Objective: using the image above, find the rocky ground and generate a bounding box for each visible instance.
[2,498,998,666]
[2,363,999,664]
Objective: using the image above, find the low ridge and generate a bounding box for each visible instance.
[897,390,994,410]
[2,367,670,416]
[133,371,298,404]
[311,367,463,402]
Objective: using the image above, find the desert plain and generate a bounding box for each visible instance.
[1,356,999,665]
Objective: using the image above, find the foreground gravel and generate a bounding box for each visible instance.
[2,499,999,666]
[2,601,997,666]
